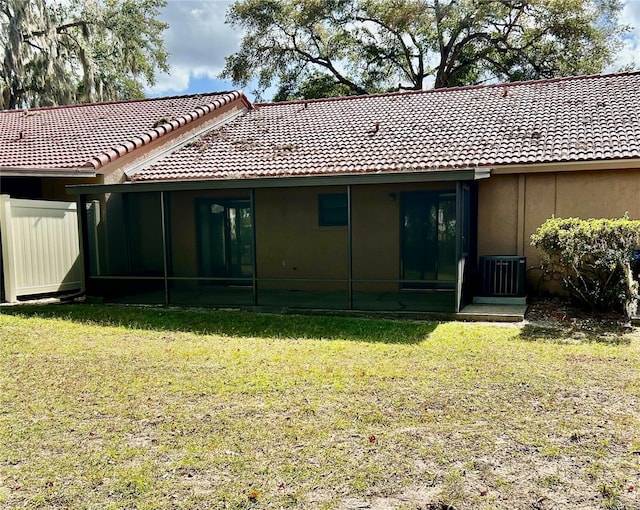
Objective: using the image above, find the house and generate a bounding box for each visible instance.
[0,92,250,301]
[0,91,250,200]
[3,72,640,313]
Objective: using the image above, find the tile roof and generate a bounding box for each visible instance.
[0,91,247,171]
[131,72,640,182]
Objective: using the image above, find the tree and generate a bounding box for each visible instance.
[221,0,628,100]
[0,0,169,109]
[273,70,354,101]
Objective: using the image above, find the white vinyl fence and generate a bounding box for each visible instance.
[0,195,83,302]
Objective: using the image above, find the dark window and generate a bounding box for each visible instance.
[318,193,348,226]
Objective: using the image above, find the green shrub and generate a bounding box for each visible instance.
[531,216,640,318]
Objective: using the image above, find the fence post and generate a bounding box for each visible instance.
[0,195,17,302]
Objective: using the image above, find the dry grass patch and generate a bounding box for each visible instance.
[0,305,639,509]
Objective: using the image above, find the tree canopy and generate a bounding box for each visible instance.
[222,0,629,101]
[0,0,169,109]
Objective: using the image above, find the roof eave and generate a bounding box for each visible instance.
[0,166,96,178]
[491,157,640,174]
[67,167,491,195]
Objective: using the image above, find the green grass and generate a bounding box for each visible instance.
[1,305,639,509]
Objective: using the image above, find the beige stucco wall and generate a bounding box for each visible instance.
[477,167,640,291]
[351,185,399,292]
[165,187,349,290]
[41,176,104,201]
[94,166,640,298]
[477,175,519,257]
[94,164,640,298]
[255,187,348,290]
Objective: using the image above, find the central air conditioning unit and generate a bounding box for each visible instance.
[479,255,526,297]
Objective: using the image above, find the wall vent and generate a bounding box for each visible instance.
[479,256,526,297]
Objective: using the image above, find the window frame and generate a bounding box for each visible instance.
[318,192,348,227]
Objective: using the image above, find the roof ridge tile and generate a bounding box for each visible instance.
[85,91,247,169]
[0,90,244,114]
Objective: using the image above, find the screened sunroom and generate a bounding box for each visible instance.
[70,171,484,314]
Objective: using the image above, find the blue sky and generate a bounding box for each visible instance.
[146,0,640,101]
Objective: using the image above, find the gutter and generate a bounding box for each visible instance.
[491,158,640,174]
[67,167,492,195]
[0,166,96,178]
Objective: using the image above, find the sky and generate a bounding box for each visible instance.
[145,0,640,101]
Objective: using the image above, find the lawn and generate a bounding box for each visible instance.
[0,305,638,509]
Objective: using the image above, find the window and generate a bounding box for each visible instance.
[318,193,348,226]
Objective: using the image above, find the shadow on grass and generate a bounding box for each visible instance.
[519,324,633,345]
[1,303,437,344]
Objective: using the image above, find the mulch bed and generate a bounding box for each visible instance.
[523,296,638,342]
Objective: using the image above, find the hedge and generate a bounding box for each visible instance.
[531,216,640,318]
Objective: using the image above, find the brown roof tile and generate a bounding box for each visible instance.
[0,91,247,171]
[131,73,640,182]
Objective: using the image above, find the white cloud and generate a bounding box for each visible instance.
[146,0,240,95]
[614,0,640,70]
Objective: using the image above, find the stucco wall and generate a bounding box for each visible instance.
[0,175,102,202]
[477,175,519,257]
[351,182,454,291]
[477,168,640,291]
[255,187,348,290]
[41,176,104,201]
[351,185,399,292]
[256,182,455,291]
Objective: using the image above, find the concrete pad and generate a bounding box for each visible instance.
[458,303,528,322]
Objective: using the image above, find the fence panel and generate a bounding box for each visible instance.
[0,195,82,302]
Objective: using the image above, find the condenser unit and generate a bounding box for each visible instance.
[479,256,526,297]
